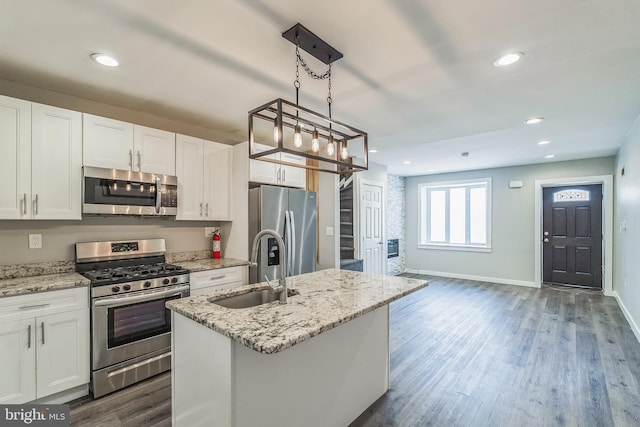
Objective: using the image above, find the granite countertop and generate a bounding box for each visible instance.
[0,256,247,298]
[176,257,248,273]
[0,272,91,298]
[167,268,428,354]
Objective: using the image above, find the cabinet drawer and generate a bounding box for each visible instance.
[190,266,244,291]
[0,287,89,323]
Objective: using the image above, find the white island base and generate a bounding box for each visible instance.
[171,306,389,427]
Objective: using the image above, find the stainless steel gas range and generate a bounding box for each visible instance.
[75,238,189,398]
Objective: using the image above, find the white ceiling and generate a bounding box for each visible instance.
[1,0,639,176]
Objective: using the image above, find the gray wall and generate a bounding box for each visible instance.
[405,157,615,284]
[614,116,640,337]
[318,167,339,270]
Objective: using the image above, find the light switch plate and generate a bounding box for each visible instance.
[326,227,334,236]
[29,234,42,249]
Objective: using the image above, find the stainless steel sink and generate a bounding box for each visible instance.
[211,288,299,309]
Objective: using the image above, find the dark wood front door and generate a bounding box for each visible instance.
[542,184,602,288]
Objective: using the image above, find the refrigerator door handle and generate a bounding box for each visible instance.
[289,210,296,277]
[284,210,292,276]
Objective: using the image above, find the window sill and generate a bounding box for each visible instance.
[417,244,491,253]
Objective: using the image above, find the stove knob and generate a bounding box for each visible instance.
[123,285,131,291]
[163,278,170,285]
[171,277,178,284]
[144,281,152,288]
[111,286,120,293]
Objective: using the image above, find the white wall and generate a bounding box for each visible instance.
[614,116,640,339]
[405,157,615,285]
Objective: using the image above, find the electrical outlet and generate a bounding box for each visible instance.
[326,227,334,236]
[204,227,220,237]
[29,234,42,249]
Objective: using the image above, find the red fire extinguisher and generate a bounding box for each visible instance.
[212,231,221,259]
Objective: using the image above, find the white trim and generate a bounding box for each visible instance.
[613,291,640,343]
[534,175,613,295]
[405,268,537,288]
[356,177,387,275]
[417,177,492,249]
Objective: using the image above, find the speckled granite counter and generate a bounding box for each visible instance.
[0,272,91,298]
[167,268,427,354]
[175,257,248,273]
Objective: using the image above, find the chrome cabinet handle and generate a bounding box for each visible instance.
[200,202,203,216]
[282,169,286,182]
[27,324,31,349]
[208,275,226,281]
[129,150,133,168]
[34,194,38,215]
[41,322,45,345]
[137,151,142,171]
[277,168,281,183]
[18,303,50,310]
[22,193,27,215]
[205,203,209,217]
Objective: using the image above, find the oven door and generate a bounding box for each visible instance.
[91,284,189,370]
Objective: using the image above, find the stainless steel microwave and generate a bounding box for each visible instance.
[83,166,178,216]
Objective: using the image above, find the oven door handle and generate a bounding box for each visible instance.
[93,285,189,307]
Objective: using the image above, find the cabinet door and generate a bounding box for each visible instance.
[0,319,36,404]
[83,113,134,170]
[31,104,82,220]
[176,134,205,220]
[280,152,307,188]
[249,143,279,185]
[190,267,245,296]
[203,141,232,220]
[36,309,89,399]
[134,125,176,175]
[0,95,31,219]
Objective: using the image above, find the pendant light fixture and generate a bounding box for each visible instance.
[249,23,368,174]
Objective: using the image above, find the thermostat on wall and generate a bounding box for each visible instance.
[509,180,523,189]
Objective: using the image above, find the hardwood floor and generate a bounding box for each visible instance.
[69,275,640,426]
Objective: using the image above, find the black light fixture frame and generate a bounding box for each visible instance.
[248,23,368,175]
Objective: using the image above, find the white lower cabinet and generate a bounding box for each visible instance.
[190,266,246,296]
[0,287,89,404]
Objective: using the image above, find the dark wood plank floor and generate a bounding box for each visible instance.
[69,275,640,426]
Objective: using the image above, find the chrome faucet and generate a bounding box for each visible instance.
[249,229,288,304]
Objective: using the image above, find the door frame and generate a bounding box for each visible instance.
[355,177,386,274]
[534,175,613,295]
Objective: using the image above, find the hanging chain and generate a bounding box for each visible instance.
[296,49,331,80]
[294,44,301,105]
[327,62,332,119]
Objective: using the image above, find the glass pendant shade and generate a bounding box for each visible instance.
[327,135,335,156]
[293,124,302,147]
[311,129,320,152]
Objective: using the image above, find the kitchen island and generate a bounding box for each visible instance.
[167,268,428,427]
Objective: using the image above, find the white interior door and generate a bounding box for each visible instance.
[360,182,384,274]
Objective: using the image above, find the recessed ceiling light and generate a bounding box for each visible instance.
[428,169,435,173]
[369,149,378,153]
[525,117,544,125]
[538,140,551,145]
[545,154,555,159]
[403,161,411,165]
[493,52,523,67]
[91,53,119,67]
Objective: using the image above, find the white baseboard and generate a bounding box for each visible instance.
[613,291,640,343]
[404,269,538,288]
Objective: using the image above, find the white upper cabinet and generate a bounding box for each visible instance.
[134,125,176,176]
[0,96,81,220]
[249,143,306,188]
[31,103,82,219]
[176,134,232,221]
[83,114,176,175]
[0,95,31,219]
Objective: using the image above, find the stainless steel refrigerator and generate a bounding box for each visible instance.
[249,185,317,284]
